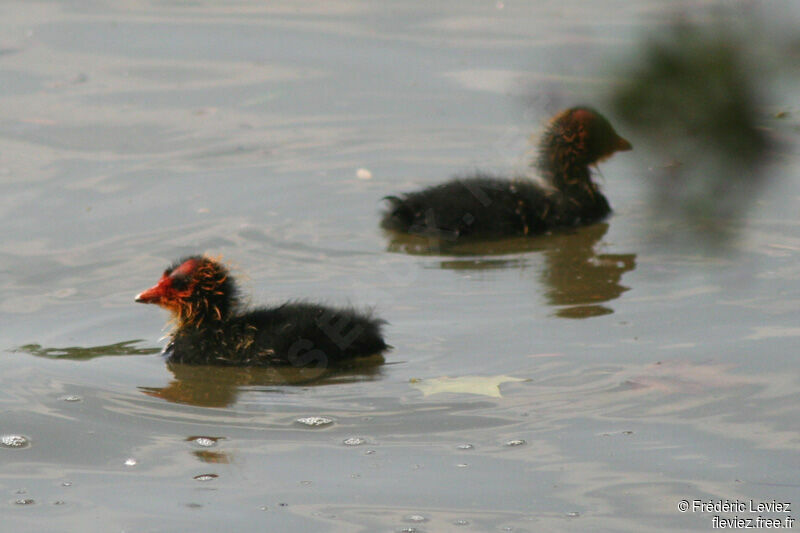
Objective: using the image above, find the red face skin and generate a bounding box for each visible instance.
[135,258,200,317]
[136,257,232,328]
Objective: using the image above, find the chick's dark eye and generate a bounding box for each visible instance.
[171,275,189,291]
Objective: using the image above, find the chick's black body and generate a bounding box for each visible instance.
[383,173,610,239]
[166,302,387,366]
[136,256,387,366]
[381,107,630,240]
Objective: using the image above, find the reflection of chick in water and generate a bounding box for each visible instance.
[141,357,384,408]
[540,223,635,318]
[428,223,635,319]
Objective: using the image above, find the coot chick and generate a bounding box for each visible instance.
[381,107,632,240]
[135,256,388,366]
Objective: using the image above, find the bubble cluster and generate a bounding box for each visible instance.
[60,395,82,402]
[191,437,218,448]
[1,435,30,449]
[296,416,334,427]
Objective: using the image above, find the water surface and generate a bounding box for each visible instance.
[1,1,799,531]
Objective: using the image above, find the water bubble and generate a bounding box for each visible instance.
[61,481,73,487]
[193,474,218,482]
[364,449,376,455]
[505,439,526,447]
[1,435,30,449]
[456,443,474,450]
[53,500,65,506]
[259,505,269,511]
[123,458,137,467]
[60,395,82,402]
[600,430,634,437]
[566,511,580,518]
[397,528,418,533]
[456,463,469,468]
[405,514,427,523]
[296,416,334,427]
[52,288,77,298]
[299,480,312,486]
[454,519,470,526]
[14,498,35,505]
[343,437,366,446]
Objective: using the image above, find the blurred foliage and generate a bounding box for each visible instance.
[610,12,796,233]
[613,20,769,170]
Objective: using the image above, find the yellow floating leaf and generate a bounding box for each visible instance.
[411,375,527,398]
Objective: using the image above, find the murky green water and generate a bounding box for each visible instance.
[1,2,799,532]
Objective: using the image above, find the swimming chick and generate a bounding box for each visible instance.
[135,256,388,366]
[381,107,632,240]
